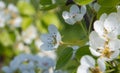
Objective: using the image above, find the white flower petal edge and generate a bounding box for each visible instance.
[80,55,95,67]
[77,55,106,73]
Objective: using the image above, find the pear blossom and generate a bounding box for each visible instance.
[8,4,19,14]
[40,24,62,51]
[0,1,5,10]
[62,4,86,25]
[94,13,120,40]
[89,31,120,61]
[2,54,42,73]
[77,55,106,73]
[9,16,22,28]
[22,25,37,44]
[15,42,30,53]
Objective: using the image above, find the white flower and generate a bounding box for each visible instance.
[77,55,106,73]
[2,54,42,73]
[8,4,18,14]
[37,56,55,70]
[62,5,86,25]
[89,31,120,61]
[40,24,61,51]
[94,13,120,40]
[0,15,5,28]
[10,16,22,27]
[15,42,30,53]
[89,3,100,12]
[34,37,43,49]
[0,1,5,9]
[22,25,37,44]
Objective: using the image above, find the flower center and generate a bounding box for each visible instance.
[101,47,114,58]
[90,67,102,73]
[52,35,57,45]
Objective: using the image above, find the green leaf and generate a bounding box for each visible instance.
[0,31,13,46]
[21,17,32,30]
[56,47,73,70]
[97,6,117,18]
[75,45,92,60]
[17,1,35,16]
[98,0,119,7]
[74,0,93,5]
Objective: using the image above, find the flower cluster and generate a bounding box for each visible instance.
[2,52,56,73]
[77,8,120,73]
[0,1,22,28]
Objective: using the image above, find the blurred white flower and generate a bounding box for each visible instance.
[62,5,86,25]
[38,51,56,60]
[89,3,101,12]
[2,54,42,73]
[9,16,22,27]
[37,56,55,70]
[8,4,18,14]
[35,37,43,49]
[89,31,120,61]
[77,55,106,73]
[0,1,5,10]
[22,25,37,44]
[40,24,62,51]
[0,15,5,28]
[15,42,31,53]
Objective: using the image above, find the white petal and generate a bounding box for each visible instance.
[81,6,86,15]
[97,58,106,72]
[109,39,120,50]
[40,43,54,51]
[80,55,95,67]
[89,31,105,48]
[93,3,100,12]
[77,65,89,73]
[110,50,119,59]
[94,21,104,37]
[89,47,101,56]
[62,11,70,19]
[40,34,51,43]
[74,14,83,21]
[0,1,5,9]
[65,18,76,25]
[99,13,107,22]
[2,66,13,73]
[13,17,22,27]
[104,13,119,32]
[48,24,58,34]
[70,5,80,15]
[8,4,18,13]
